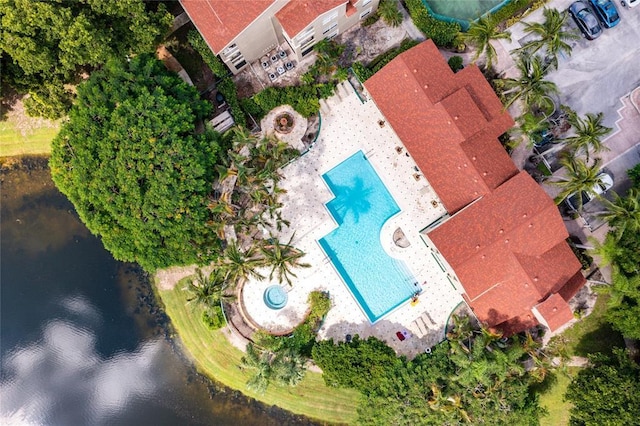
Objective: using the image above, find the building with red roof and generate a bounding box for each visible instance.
[365,40,585,335]
[181,0,379,74]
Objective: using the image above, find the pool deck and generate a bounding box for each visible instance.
[242,84,466,358]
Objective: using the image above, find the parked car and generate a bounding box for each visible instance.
[532,129,555,148]
[589,0,621,27]
[566,172,614,210]
[624,0,639,8]
[569,1,603,39]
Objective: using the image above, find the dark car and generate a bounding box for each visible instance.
[589,0,621,27]
[569,1,603,39]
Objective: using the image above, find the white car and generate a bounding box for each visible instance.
[566,172,614,210]
[624,0,639,8]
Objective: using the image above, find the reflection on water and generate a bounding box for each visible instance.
[0,160,316,426]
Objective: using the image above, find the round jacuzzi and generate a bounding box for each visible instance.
[263,285,288,310]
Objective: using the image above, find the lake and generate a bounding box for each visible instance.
[0,159,315,426]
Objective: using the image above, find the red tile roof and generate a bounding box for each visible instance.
[533,293,575,332]
[276,0,346,38]
[363,40,585,335]
[364,40,516,213]
[180,0,274,53]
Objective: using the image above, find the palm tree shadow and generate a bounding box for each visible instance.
[326,176,373,224]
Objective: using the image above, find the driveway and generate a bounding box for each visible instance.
[544,4,640,128]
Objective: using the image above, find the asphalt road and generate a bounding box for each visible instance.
[545,4,640,128]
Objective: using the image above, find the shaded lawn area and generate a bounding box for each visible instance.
[157,281,360,424]
[551,293,625,357]
[0,117,59,157]
[535,367,580,426]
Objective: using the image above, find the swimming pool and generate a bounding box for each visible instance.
[318,151,417,323]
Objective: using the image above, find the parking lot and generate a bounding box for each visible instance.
[544,3,640,128]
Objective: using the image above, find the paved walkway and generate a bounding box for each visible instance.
[242,83,465,358]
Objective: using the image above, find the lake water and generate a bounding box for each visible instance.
[0,160,315,426]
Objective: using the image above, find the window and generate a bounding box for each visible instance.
[222,44,238,58]
[295,27,314,44]
[300,35,315,50]
[362,0,372,6]
[322,10,338,25]
[323,23,338,35]
[302,46,314,57]
[234,60,246,70]
[360,8,372,19]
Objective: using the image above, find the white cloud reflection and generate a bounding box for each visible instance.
[1,297,167,425]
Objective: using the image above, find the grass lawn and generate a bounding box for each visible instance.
[551,293,625,357]
[0,110,59,157]
[537,367,580,426]
[158,282,360,424]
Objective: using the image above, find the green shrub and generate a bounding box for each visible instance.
[362,11,381,26]
[249,84,332,119]
[404,0,460,47]
[447,55,464,72]
[352,62,373,82]
[308,291,331,322]
[202,305,225,330]
[216,78,247,127]
[378,0,403,27]
[369,39,419,73]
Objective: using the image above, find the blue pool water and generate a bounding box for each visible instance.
[318,151,417,322]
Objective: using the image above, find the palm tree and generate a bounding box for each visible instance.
[549,156,605,210]
[512,112,551,147]
[378,0,403,27]
[497,54,559,110]
[596,188,640,238]
[563,112,611,164]
[184,268,217,307]
[260,233,310,286]
[520,8,579,69]
[184,268,235,307]
[220,241,265,286]
[240,344,306,393]
[270,348,306,386]
[240,343,272,393]
[462,14,511,70]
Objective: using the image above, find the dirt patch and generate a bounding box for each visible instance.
[155,265,200,290]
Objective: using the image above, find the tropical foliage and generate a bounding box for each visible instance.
[404,0,461,47]
[549,156,605,209]
[50,55,223,271]
[255,291,331,357]
[462,14,511,70]
[240,344,306,393]
[520,8,579,69]
[563,112,612,164]
[0,0,171,118]
[565,349,640,425]
[312,316,544,425]
[497,54,559,110]
[378,0,403,27]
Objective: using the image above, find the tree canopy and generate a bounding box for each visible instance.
[565,350,640,426]
[50,54,222,271]
[312,318,543,425]
[0,0,171,118]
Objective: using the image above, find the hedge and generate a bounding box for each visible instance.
[242,84,335,119]
[187,30,247,127]
[352,38,419,82]
[403,0,460,47]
